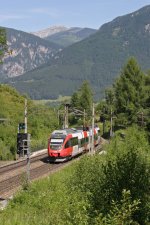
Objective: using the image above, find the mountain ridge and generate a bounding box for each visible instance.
[32,26,97,47]
[4,5,150,100]
[0,26,97,79]
[0,27,61,79]
[31,26,68,38]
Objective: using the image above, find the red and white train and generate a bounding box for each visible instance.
[48,126,100,162]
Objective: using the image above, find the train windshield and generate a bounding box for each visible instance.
[50,138,64,150]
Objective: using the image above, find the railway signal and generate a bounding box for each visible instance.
[17,99,30,157]
[16,99,31,183]
[18,122,25,131]
[110,108,116,138]
[17,133,29,155]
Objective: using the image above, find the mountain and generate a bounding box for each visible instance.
[0,26,96,80]
[44,27,97,47]
[32,26,97,47]
[31,26,68,39]
[0,27,61,79]
[4,5,150,100]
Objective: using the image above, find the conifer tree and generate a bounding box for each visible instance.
[79,80,93,114]
[70,92,80,108]
[114,57,145,123]
[71,80,93,113]
[144,71,150,130]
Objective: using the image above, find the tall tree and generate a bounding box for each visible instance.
[79,80,93,114]
[114,57,145,123]
[70,91,80,109]
[0,28,7,63]
[144,71,150,107]
[70,81,93,125]
[105,88,115,107]
[71,80,93,113]
[144,71,150,131]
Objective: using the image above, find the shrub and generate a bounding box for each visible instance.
[68,127,150,224]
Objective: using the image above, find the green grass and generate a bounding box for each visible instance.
[0,162,88,225]
[33,95,71,105]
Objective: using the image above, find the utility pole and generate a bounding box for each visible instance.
[110,108,113,137]
[89,129,91,153]
[91,103,95,154]
[57,110,60,126]
[83,109,86,127]
[66,105,68,128]
[24,99,30,185]
[64,104,69,128]
[24,99,27,133]
[103,120,105,135]
[64,105,67,128]
[102,107,106,136]
[26,134,30,185]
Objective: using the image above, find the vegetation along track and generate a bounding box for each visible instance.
[0,162,68,199]
[0,143,104,199]
[0,151,48,198]
[0,152,78,199]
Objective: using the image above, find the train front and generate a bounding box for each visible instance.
[48,130,69,162]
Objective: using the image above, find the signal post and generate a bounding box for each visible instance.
[91,103,95,155]
[17,99,31,184]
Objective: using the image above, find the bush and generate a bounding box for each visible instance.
[94,189,141,225]
[68,127,150,224]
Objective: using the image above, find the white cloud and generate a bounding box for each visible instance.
[0,14,29,22]
[29,7,61,18]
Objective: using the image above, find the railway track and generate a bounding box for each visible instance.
[0,151,48,198]
[0,151,75,200]
[0,161,70,198]
[0,151,47,175]
[0,142,105,201]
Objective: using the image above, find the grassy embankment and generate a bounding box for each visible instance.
[0,84,59,160]
[0,126,149,225]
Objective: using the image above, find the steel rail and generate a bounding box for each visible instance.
[0,151,47,175]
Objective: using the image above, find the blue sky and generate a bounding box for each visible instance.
[0,0,150,32]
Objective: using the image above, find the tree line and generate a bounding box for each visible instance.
[69,57,150,135]
[103,57,150,130]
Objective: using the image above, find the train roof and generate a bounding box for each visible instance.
[51,126,100,137]
[52,128,77,136]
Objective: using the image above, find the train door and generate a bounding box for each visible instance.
[71,137,79,156]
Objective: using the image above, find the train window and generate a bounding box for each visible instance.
[50,143,63,150]
[50,138,64,150]
[71,137,78,146]
[65,141,69,148]
[65,140,71,148]
[85,137,89,143]
[94,134,98,140]
[81,138,85,146]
